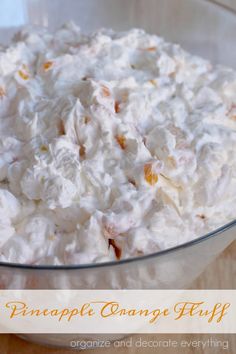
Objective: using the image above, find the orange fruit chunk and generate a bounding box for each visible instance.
[43,61,54,71]
[116,135,126,150]
[144,163,158,186]
[18,70,29,80]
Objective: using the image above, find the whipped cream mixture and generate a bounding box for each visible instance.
[0,23,236,265]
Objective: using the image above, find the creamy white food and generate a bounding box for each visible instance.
[0,22,236,265]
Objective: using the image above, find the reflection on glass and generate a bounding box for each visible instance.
[0,0,26,27]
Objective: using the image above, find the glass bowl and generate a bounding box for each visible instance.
[0,0,236,348]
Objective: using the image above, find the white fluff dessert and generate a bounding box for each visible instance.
[0,22,236,265]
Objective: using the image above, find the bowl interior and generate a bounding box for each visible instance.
[0,0,235,277]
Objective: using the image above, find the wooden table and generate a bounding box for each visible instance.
[0,241,235,354]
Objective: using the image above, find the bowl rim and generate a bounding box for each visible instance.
[0,219,236,270]
[0,0,236,271]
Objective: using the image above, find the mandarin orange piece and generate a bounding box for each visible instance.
[79,145,86,158]
[144,163,158,186]
[18,70,29,80]
[58,120,65,135]
[40,145,48,153]
[43,61,54,71]
[84,116,91,124]
[101,85,111,97]
[149,79,157,86]
[116,135,126,150]
[145,46,157,52]
[0,86,6,97]
[114,101,121,113]
[108,239,122,260]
